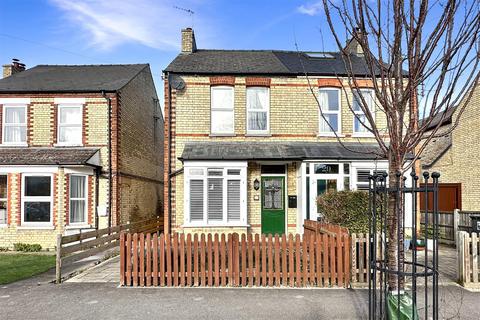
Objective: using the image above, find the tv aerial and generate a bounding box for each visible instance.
[174,6,195,27]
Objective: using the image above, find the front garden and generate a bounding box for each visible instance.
[0,252,55,284]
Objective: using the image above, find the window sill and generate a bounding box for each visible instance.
[53,143,84,147]
[0,143,28,147]
[0,224,7,228]
[351,133,375,138]
[317,133,344,138]
[65,224,92,230]
[209,134,236,137]
[245,133,271,137]
[16,225,55,230]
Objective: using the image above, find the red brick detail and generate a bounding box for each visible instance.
[26,104,33,146]
[53,174,58,228]
[317,78,342,88]
[51,104,58,146]
[209,76,236,86]
[65,174,70,226]
[88,175,93,225]
[6,173,11,225]
[82,103,87,146]
[0,104,3,143]
[354,79,374,88]
[245,77,271,87]
[16,173,21,226]
[110,94,120,226]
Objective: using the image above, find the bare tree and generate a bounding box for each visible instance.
[318,0,480,291]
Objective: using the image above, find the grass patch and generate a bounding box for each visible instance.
[0,253,56,284]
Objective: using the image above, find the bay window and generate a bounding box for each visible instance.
[353,89,374,135]
[185,162,247,226]
[247,87,269,134]
[22,174,53,226]
[3,105,27,145]
[70,175,87,224]
[58,104,82,145]
[211,86,234,135]
[318,88,340,134]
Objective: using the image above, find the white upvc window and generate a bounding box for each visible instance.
[246,87,269,134]
[353,89,374,135]
[184,162,247,226]
[0,175,7,225]
[58,104,82,145]
[211,86,234,135]
[2,105,27,145]
[318,88,341,135]
[21,174,53,226]
[69,175,87,225]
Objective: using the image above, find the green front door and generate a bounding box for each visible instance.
[261,176,285,235]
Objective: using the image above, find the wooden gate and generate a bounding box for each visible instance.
[120,231,350,288]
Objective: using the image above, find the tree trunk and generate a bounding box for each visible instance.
[387,155,405,291]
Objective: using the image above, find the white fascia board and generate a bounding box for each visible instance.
[184,160,247,168]
[0,166,58,173]
[0,98,30,104]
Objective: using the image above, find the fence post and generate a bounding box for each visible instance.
[454,209,460,244]
[56,234,62,284]
[457,231,466,284]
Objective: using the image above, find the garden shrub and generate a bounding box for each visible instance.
[317,190,370,233]
[13,243,42,252]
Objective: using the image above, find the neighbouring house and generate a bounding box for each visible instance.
[421,80,480,212]
[0,61,164,249]
[163,28,413,236]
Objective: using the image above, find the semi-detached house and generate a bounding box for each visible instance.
[163,28,406,236]
[0,62,164,249]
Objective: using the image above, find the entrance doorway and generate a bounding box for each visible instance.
[261,176,285,235]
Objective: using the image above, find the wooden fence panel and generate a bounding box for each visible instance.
[121,231,352,288]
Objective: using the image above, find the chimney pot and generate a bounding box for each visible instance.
[181,28,197,54]
[3,58,26,78]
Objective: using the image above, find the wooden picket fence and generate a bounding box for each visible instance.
[120,232,351,288]
[457,231,480,287]
[304,219,349,238]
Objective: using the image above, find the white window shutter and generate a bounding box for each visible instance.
[227,180,241,221]
[207,178,223,221]
[190,180,204,221]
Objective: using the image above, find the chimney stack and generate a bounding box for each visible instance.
[3,58,26,78]
[181,28,197,54]
[345,28,364,55]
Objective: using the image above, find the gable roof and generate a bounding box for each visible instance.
[164,50,384,76]
[421,107,456,131]
[0,64,148,93]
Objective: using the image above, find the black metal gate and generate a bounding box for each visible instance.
[368,170,440,320]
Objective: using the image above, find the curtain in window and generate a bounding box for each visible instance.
[247,87,268,131]
[70,176,86,223]
[4,107,26,143]
[318,90,338,132]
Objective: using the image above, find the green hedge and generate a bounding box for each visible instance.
[13,243,42,252]
[317,190,370,233]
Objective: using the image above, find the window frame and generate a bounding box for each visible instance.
[210,86,235,135]
[352,88,375,136]
[318,87,341,136]
[2,104,27,146]
[246,86,270,135]
[184,162,247,227]
[21,173,53,227]
[57,104,83,146]
[0,174,7,226]
[69,174,88,225]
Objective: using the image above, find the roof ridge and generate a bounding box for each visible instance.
[35,63,149,67]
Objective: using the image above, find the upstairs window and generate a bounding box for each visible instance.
[318,88,340,134]
[247,87,269,134]
[58,104,82,145]
[353,89,374,135]
[211,86,234,135]
[3,105,27,145]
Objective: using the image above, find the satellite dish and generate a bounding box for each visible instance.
[169,75,186,90]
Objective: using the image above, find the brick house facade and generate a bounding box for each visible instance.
[422,80,480,211]
[0,63,164,249]
[163,29,412,236]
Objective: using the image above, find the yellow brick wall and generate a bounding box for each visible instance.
[427,82,480,210]
[171,75,384,234]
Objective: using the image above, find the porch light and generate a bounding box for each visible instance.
[253,178,260,191]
